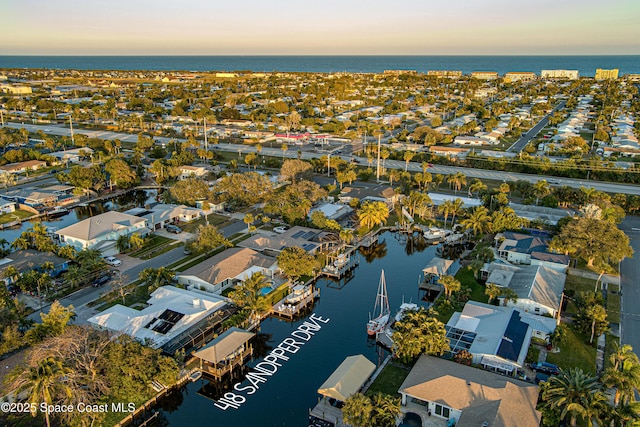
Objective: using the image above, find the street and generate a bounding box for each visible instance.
[619,217,640,359]
[507,101,567,153]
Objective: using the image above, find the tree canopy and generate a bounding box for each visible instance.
[276,247,320,281]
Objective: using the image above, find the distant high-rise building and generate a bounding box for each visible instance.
[626,74,640,82]
[471,71,499,80]
[595,68,619,80]
[427,70,462,78]
[540,69,579,80]
[383,70,418,75]
[504,72,537,83]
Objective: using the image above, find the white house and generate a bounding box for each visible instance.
[88,285,227,350]
[446,301,534,375]
[177,247,278,294]
[485,263,567,320]
[178,165,208,180]
[125,203,202,231]
[494,231,570,271]
[56,211,149,255]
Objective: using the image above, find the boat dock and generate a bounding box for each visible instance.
[376,329,394,349]
[321,248,359,279]
[270,287,320,320]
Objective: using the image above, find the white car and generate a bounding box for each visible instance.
[104,256,122,267]
[273,226,288,234]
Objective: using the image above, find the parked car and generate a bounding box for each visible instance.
[273,226,288,234]
[166,224,182,234]
[92,274,111,287]
[529,362,560,375]
[104,256,121,267]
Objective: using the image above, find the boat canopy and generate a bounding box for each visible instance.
[422,257,454,277]
[193,327,254,364]
[317,355,376,402]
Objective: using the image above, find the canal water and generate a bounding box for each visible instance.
[0,190,158,242]
[156,231,446,427]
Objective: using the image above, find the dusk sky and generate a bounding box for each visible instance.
[1,0,638,55]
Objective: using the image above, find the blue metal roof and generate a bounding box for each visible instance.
[496,311,528,362]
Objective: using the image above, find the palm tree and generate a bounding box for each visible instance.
[485,283,503,304]
[580,186,598,204]
[339,228,354,247]
[8,356,73,427]
[548,323,568,351]
[342,393,373,427]
[461,206,491,236]
[449,198,464,228]
[501,288,518,306]
[447,172,467,194]
[467,178,487,197]
[439,275,461,299]
[542,367,604,427]
[243,213,255,233]
[532,180,551,205]
[129,233,145,250]
[602,343,640,407]
[357,201,389,230]
[371,393,402,427]
[63,265,83,289]
[281,143,288,160]
[403,150,414,172]
[387,169,401,186]
[116,234,130,253]
[139,267,175,293]
[439,199,454,229]
[11,236,31,251]
[228,272,270,323]
[392,308,450,362]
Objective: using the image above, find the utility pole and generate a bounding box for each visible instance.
[204,118,208,151]
[69,115,75,146]
[0,110,4,126]
[376,134,381,181]
[327,154,331,177]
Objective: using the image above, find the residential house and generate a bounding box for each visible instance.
[56,211,149,255]
[454,135,494,146]
[178,165,208,180]
[308,203,354,224]
[484,262,566,320]
[428,146,469,159]
[238,226,330,255]
[49,147,93,164]
[125,203,202,231]
[88,285,228,351]
[0,160,47,174]
[445,301,535,374]
[494,231,570,271]
[399,355,541,427]
[0,201,15,214]
[338,185,398,207]
[0,249,70,285]
[177,247,278,294]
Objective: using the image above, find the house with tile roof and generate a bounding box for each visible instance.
[494,231,570,271]
[56,211,149,255]
[399,355,541,427]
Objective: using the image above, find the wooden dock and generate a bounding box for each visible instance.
[270,288,320,320]
[321,248,359,279]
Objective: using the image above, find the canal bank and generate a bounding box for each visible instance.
[152,231,440,427]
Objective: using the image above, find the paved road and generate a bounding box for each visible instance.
[619,217,640,358]
[507,101,566,153]
[8,121,640,196]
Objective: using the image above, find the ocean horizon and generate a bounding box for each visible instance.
[1,55,639,76]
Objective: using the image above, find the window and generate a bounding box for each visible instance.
[534,307,540,313]
[435,404,450,418]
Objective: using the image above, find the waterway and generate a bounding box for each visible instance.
[155,231,449,427]
[0,189,158,243]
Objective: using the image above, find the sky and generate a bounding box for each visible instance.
[1,0,639,55]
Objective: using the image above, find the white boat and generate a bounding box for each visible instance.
[367,270,391,336]
[423,227,451,241]
[284,284,313,304]
[189,370,202,382]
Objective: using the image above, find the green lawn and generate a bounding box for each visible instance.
[181,214,231,233]
[128,235,175,259]
[545,326,597,374]
[365,361,412,397]
[456,267,489,304]
[0,209,34,224]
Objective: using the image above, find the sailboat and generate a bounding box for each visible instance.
[367,270,391,336]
